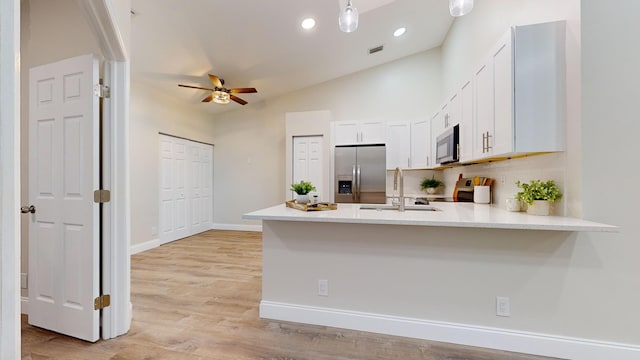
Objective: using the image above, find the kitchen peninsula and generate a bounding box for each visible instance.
[243,203,616,357]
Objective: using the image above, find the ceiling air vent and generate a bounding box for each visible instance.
[368,45,384,55]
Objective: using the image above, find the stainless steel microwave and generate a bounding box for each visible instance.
[436,124,460,164]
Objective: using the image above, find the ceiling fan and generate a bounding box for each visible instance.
[178,74,257,105]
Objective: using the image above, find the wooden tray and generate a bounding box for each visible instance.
[286,200,338,211]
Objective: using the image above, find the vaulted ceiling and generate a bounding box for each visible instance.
[131,0,454,113]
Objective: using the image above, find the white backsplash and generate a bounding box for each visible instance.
[386,153,566,215]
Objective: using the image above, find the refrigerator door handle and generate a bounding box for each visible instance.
[352,165,357,202]
[356,165,362,202]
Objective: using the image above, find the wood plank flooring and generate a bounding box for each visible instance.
[22,230,559,359]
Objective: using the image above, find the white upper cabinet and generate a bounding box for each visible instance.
[386,121,411,169]
[386,119,431,170]
[473,21,566,160]
[459,79,473,163]
[410,118,431,169]
[333,120,385,145]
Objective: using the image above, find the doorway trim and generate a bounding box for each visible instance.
[0,0,22,357]
[78,0,131,340]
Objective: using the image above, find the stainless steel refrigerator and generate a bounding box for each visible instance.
[334,144,386,204]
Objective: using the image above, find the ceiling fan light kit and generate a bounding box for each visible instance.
[212,90,230,104]
[339,0,359,33]
[449,0,474,17]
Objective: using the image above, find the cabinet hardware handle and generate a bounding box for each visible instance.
[482,132,486,153]
[486,132,493,151]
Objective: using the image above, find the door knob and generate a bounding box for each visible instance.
[20,205,36,214]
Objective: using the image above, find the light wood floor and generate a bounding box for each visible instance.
[22,230,559,359]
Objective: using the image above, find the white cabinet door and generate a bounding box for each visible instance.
[459,79,473,163]
[386,122,411,169]
[410,118,430,168]
[28,54,100,342]
[333,121,359,145]
[293,136,324,198]
[444,93,461,129]
[473,60,494,159]
[492,32,514,155]
[360,120,386,144]
[333,120,385,145]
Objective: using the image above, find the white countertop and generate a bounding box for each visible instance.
[243,202,618,232]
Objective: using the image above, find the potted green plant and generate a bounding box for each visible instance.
[290,180,316,204]
[420,176,444,194]
[515,179,562,216]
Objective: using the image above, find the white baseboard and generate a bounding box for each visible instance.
[130,238,160,255]
[21,296,28,315]
[211,223,262,232]
[260,301,640,360]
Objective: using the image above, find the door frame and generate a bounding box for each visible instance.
[0,0,22,357]
[0,0,131,356]
[78,0,131,340]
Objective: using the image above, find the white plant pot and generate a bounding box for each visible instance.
[295,194,309,204]
[526,200,551,216]
[425,187,438,194]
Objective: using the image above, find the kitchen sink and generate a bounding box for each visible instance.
[359,204,440,211]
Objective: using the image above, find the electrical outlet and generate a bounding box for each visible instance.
[496,296,510,317]
[500,175,506,185]
[318,279,329,296]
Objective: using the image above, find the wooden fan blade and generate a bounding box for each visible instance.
[229,87,257,94]
[208,74,223,88]
[230,95,248,105]
[179,84,214,91]
[201,94,213,103]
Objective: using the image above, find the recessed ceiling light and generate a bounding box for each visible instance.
[301,18,316,30]
[393,27,406,37]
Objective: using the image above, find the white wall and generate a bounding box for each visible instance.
[214,49,443,226]
[580,0,640,344]
[129,81,216,245]
[19,0,104,297]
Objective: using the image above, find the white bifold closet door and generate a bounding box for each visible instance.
[159,134,213,244]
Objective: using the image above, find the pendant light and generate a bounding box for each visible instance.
[449,0,474,17]
[339,0,359,33]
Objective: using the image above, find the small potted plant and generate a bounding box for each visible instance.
[420,176,444,194]
[515,179,562,216]
[290,180,316,204]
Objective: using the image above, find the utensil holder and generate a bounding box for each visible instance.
[474,186,491,204]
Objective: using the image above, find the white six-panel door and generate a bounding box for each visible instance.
[28,54,100,342]
[159,136,189,243]
[292,136,323,199]
[159,135,212,244]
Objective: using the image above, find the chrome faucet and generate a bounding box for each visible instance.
[393,167,405,212]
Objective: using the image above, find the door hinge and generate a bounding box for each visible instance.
[94,84,110,98]
[94,294,111,310]
[94,189,111,203]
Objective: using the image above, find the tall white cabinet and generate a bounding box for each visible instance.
[473,21,566,160]
[159,134,213,244]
